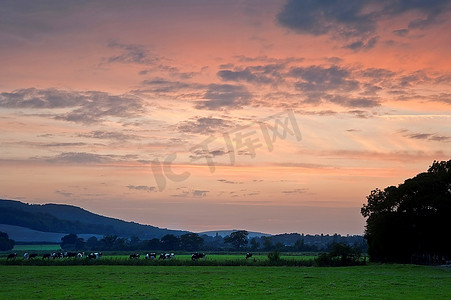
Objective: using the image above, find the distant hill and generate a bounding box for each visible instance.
[0,224,103,243]
[199,230,271,238]
[0,199,187,240]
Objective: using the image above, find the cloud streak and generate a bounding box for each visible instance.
[0,88,145,124]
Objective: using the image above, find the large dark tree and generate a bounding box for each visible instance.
[224,230,248,250]
[179,233,203,251]
[61,233,85,250]
[161,234,179,251]
[361,160,451,263]
[0,231,15,251]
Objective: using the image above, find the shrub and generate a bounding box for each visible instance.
[315,243,364,267]
[267,251,281,262]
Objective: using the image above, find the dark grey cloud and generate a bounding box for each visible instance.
[393,28,409,36]
[429,135,451,142]
[234,55,304,64]
[0,1,92,38]
[141,79,193,93]
[217,179,244,184]
[277,0,451,47]
[0,88,84,108]
[55,91,144,124]
[105,41,201,78]
[409,133,433,139]
[326,95,380,108]
[326,57,344,64]
[55,190,72,197]
[347,98,380,108]
[277,0,379,37]
[209,150,228,156]
[78,130,140,141]
[287,65,384,108]
[189,148,229,161]
[43,152,138,164]
[431,93,451,104]
[400,130,451,142]
[45,152,113,164]
[296,109,338,116]
[42,142,88,147]
[360,68,396,80]
[282,188,308,195]
[193,190,209,197]
[347,110,374,118]
[217,64,285,85]
[170,189,209,198]
[0,88,145,124]
[196,84,252,110]
[140,66,198,80]
[343,36,379,52]
[177,117,232,135]
[127,185,156,192]
[398,71,430,87]
[106,41,156,65]
[290,65,358,92]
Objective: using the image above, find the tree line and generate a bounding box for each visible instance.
[60,230,367,253]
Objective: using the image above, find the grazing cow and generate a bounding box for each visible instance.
[7,253,17,260]
[64,252,78,258]
[145,253,157,260]
[52,252,63,259]
[29,253,38,259]
[191,253,206,260]
[129,254,140,259]
[42,253,51,259]
[246,253,253,259]
[77,252,84,259]
[87,252,102,259]
[23,253,29,259]
[158,253,174,260]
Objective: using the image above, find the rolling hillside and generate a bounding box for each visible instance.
[0,199,187,241]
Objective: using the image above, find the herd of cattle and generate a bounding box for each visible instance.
[5,252,254,260]
[6,252,102,260]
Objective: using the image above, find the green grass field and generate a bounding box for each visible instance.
[0,252,319,267]
[0,264,449,299]
[12,244,62,251]
[100,254,317,261]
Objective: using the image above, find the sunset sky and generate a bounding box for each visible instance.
[1,0,450,235]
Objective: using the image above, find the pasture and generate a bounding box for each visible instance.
[12,244,61,251]
[0,264,449,299]
[0,253,317,267]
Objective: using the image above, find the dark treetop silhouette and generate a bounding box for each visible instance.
[362,160,451,263]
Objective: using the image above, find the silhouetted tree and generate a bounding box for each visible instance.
[250,237,260,251]
[0,231,15,251]
[161,234,179,251]
[294,239,305,251]
[316,242,362,266]
[129,236,141,249]
[262,236,273,251]
[224,230,248,250]
[61,233,85,250]
[86,236,99,250]
[100,235,118,249]
[362,160,451,263]
[180,233,204,251]
[145,238,161,250]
